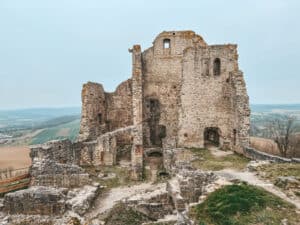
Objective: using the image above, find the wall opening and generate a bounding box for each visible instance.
[233,129,237,146]
[213,58,221,76]
[204,127,220,147]
[145,98,165,147]
[98,113,102,124]
[163,39,170,49]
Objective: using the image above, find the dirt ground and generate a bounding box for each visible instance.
[0,146,31,170]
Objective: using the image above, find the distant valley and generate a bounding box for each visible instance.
[0,107,81,146]
[0,104,300,146]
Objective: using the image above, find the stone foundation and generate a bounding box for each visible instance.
[30,160,90,188]
[3,186,67,215]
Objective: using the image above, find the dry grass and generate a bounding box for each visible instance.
[0,146,31,170]
[250,137,280,156]
[190,148,250,171]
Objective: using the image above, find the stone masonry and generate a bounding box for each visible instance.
[78,30,250,178]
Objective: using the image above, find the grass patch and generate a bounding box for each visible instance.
[190,148,250,171]
[257,163,300,183]
[191,184,299,225]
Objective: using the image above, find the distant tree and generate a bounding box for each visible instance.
[290,135,300,158]
[267,115,296,157]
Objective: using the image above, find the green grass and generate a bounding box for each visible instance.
[30,119,80,144]
[190,148,250,171]
[191,184,299,225]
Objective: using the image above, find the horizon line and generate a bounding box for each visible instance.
[2,103,300,111]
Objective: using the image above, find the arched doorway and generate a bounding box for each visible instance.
[204,127,220,147]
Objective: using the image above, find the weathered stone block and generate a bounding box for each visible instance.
[3,186,66,215]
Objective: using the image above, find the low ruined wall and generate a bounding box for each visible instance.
[30,160,90,188]
[93,126,135,166]
[30,139,80,164]
[243,147,300,163]
[126,184,174,220]
[79,141,97,166]
[3,186,66,215]
[167,170,216,212]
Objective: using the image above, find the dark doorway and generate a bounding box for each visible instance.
[204,127,220,147]
[145,98,166,147]
[233,129,237,146]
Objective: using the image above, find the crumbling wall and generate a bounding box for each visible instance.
[232,70,250,152]
[167,170,216,212]
[78,82,106,141]
[93,126,135,166]
[105,79,133,132]
[30,160,90,188]
[79,80,133,143]
[177,44,249,150]
[30,139,78,164]
[77,30,250,167]
[3,186,66,215]
[30,140,90,188]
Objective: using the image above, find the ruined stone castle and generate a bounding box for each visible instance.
[1,31,252,224]
[77,30,250,178]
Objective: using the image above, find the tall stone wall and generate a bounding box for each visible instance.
[79,80,133,142]
[105,79,133,132]
[177,44,248,149]
[78,82,106,141]
[232,70,250,152]
[142,31,207,148]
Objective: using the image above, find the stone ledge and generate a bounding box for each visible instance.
[243,147,300,163]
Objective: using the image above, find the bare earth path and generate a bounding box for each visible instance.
[86,182,165,220]
[216,168,300,209]
[206,145,300,209]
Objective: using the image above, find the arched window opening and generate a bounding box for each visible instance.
[163,39,170,49]
[213,58,221,76]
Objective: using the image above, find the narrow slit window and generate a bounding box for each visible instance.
[163,39,170,49]
[213,58,221,76]
[98,113,102,124]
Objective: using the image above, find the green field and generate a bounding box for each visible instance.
[1,105,300,146]
[30,119,80,145]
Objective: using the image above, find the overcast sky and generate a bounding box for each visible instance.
[0,0,299,109]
